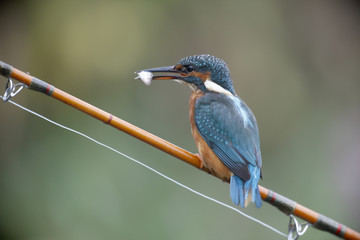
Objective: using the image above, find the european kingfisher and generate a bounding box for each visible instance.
[136,55,262,208]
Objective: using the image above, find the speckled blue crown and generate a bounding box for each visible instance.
[178,55,235,95]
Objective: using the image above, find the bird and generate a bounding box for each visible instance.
[136,54,262,208]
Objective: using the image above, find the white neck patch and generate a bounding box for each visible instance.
[204,80,233,96]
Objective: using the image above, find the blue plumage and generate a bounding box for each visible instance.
[138,54,263,208]
[178,55,236,95]
[194,92,262,208]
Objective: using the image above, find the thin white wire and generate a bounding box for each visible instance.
[1,95,287,238]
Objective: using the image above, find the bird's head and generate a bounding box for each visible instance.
[136,55,235,95]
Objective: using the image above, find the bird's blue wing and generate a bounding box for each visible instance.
[194,92,262,181]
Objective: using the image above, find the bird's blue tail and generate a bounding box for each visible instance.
[230,166,262,208]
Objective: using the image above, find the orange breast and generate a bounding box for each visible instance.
[189,90,232,181]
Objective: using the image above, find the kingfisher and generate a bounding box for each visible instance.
[136,55,262,208]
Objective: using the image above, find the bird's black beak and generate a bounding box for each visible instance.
[136,65,184,81]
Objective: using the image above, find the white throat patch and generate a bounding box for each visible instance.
[204,80,233,96]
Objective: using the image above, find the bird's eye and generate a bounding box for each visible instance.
[186,65,194,72]
[181,65,194,73]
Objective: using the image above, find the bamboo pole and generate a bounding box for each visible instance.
[1,61,359,240]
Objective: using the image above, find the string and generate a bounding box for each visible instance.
[0,95,287,238]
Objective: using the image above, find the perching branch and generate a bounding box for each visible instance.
[1,61,359,240]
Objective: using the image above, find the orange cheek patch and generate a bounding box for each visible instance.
[189,71,211,82]
[174,64,183,71]
[174,64,210,82]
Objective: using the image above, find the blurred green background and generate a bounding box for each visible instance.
[1,0,359,239]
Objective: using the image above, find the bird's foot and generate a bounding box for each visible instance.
[195,153,204,169]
